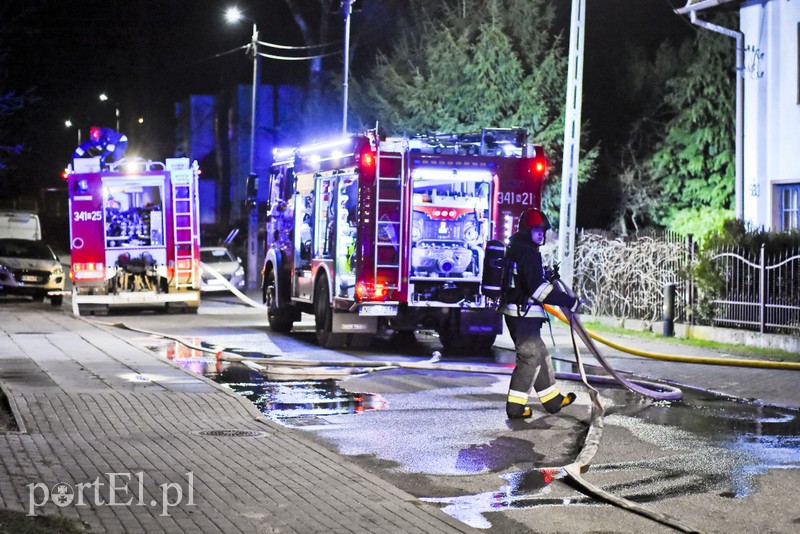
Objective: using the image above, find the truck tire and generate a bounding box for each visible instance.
[314,275,347,349]
[265,269,293,333]
[50,295,63,307]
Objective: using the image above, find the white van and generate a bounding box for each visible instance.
[0,211,42,241]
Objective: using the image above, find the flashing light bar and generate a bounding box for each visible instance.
[298,136,353,155]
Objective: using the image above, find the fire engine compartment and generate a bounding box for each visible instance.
[103,177,168,293]
[406,166,493,307]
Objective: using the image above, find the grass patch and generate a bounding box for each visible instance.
[0,390,19,433]
[580,321,800,363]
[0,509,86,533]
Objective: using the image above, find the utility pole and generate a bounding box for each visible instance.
[247,22,260,290]
[342,0,353,134]
[557,0,587,288]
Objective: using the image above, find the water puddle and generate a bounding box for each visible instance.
[424,385,800,529]
[149,339,386,425]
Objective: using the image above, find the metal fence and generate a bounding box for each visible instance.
[704,245,800,334]
[573,232,800,335]
[573,230,689,329]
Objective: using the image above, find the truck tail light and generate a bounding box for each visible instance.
[72,262,105,280]
[355,280,388,302]
[358,146,377,184]
[530,156,548,177]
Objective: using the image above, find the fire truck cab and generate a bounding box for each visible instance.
[263,128,547,352]
[67,156,201,314]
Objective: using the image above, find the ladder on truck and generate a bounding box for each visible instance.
[171,170,198,289]
[374,146,405,293]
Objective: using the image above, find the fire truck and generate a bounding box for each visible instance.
[262,128,548,352]
[66,156,201,314]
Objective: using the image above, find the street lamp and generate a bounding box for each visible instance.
[225,6,260,290]
[225,7,258,174]
[99,93,120,131]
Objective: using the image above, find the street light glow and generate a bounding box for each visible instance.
[224,7,243,24]
[99,93,108,102]
[65,120,73,128]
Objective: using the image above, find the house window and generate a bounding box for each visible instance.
[779,184,800,230]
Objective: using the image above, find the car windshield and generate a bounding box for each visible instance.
[201,249,235,263]
[0,239,56,261]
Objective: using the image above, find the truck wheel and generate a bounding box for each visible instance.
[314,275,347,349]
[50,295,63,307]
[265,270,293,333]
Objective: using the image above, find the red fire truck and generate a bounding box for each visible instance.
[262,128,548,351]
[66,156,201,314]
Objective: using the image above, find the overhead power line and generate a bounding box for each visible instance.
[255,39,341,51]
[256,49,341,61]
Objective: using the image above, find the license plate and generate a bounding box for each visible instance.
[359,304,398,316]
[21,275,40,283]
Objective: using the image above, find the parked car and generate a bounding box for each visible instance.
[199,246,245,293]
[0,238,65,306]
[0,211,41,240]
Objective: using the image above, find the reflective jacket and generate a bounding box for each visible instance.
[500,231,577,318]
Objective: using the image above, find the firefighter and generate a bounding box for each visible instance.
[73,126,128,163]
[501,208,583,419]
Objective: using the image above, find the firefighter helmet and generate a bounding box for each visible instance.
[518,209,551,233]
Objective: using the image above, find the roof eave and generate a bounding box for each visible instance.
[674,0,742,16]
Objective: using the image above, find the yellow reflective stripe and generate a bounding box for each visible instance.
[532,282,553,302]
[538,386,560,403]
[507,395,528,405]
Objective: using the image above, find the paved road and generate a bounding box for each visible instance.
[0,303,475,533]
[1,298,799,533]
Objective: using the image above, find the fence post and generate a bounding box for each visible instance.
[663,283,676,337]
[687,233,694,325]
[759,243,765,334]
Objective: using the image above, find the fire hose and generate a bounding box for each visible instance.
[146,265,721,531]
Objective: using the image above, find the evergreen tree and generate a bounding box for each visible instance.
[647,17,736,217]
[352,0,596,219]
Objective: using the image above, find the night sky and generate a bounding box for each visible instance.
[2,0,694,227]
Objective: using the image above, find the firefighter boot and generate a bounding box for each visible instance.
[506,402,533,419]
[542,392,577,414]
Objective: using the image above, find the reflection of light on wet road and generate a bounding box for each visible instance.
[426,387,800,529]
[149,340,385,425]
[228,380,386,424]
[422,468,566,529]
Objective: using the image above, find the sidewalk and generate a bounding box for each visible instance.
[0,308,477,534]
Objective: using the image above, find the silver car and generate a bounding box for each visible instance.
[0,238,65,306]
[199,246,245,293]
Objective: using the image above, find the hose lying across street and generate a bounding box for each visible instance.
[100,263,796,532]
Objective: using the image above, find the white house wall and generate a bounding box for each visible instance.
[741,0,800,230]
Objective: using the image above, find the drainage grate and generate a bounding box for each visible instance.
[196,429,268,438]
